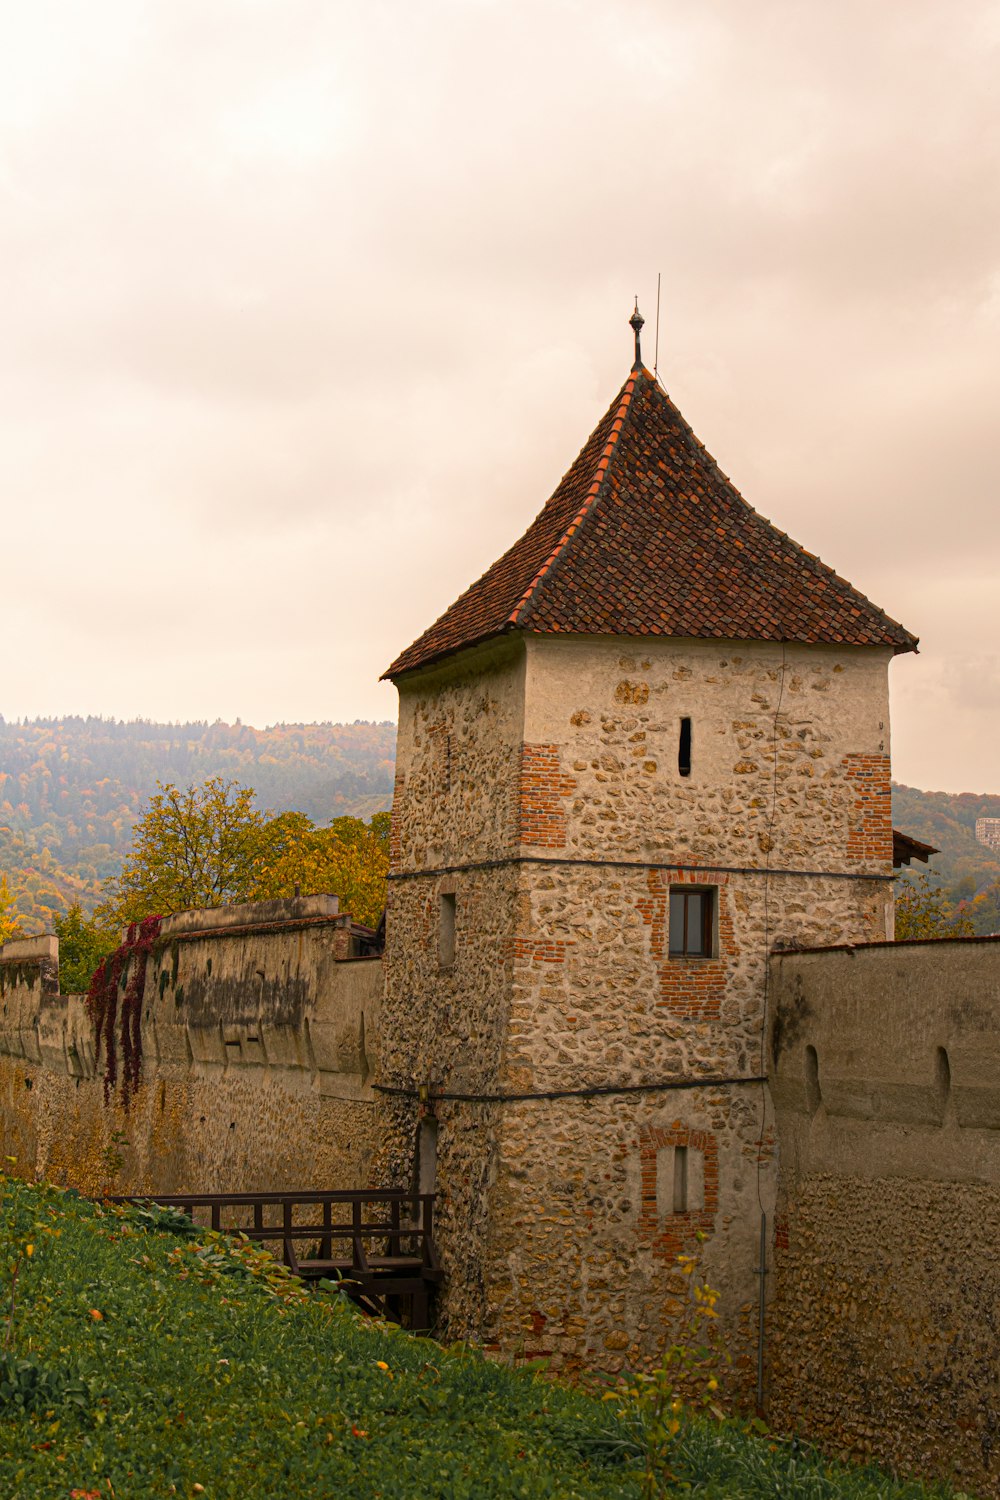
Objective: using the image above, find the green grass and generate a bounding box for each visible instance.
[0,1178,964,1499]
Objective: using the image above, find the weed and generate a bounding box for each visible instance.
[599,1245,730,1495]
[99,1130,128,1190]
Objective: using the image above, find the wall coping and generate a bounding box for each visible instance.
[153,894,341,939]
[774,933,1000,956]
[0,935,58,964]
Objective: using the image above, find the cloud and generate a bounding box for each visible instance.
[0,0,996,790]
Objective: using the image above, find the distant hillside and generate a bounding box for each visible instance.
[1,716,996,936]
[0,717,395,932]
[891,783,1000,889]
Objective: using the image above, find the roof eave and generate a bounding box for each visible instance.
[381,623,521,684]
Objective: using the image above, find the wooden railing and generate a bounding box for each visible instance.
[109,1189,441,1331]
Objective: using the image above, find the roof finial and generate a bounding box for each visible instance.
[629,297,645,371]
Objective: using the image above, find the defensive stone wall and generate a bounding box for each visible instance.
[0,896,382,1198]
[768,937,1000,1496]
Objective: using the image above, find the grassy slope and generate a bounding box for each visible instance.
[0,1181,960,1500]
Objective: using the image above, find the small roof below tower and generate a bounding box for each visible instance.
[385,323,917,680]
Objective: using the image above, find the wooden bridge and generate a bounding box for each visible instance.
[111,1188,442,1331]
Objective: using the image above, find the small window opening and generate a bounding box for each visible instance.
[417,1116,439,1198]
[439,893,456,967]
[672,1145,689,1213]
[804,1044,822,1115]
[934,1046,950,1124]
[678,717,692,777]
[668,887,714,958]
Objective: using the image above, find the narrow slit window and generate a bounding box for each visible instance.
[678,717,692,777]
[439,893,457,967]
[672,1145,689,1212]
[668,888,714,958]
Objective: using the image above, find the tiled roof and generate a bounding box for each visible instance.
[384,366,917,678]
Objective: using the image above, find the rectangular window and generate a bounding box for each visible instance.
[654,1144,705,1217]
[439,893,456,967]
[668,887,714,958]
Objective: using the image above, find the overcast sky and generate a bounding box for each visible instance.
[1,1,997,793]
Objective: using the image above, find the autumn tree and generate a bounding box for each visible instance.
[95,777,388,930]
[0,873,23,946]
[959,879,1000,936]
[53,904,118,994]
[894,872,975,940]
[256,811,390,928]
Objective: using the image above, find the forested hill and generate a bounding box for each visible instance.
[891,783,1000,887]
[0,717,395,931]
[0,712,997,935]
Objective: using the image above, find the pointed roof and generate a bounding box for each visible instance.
[385,363,917,679]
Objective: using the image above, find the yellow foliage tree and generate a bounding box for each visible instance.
[96,779,388,931]
[255,812,389,929]
[894,871,975,940]
[0,873,23,946]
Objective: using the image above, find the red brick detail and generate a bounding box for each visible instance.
[637,1125,718,1263]
[773,1213,789,1252]
[513,936,572,964]
[636,869,738,1022]
[514,936,573,964]
[843,753,892,868]
[518,744,577,849]
[331,928,353,960]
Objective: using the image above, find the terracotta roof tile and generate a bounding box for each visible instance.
[385,366,917,678]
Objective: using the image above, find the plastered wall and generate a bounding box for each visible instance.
[381,632,896,1381]
[769,939,1000,1496]
[0,896,382,1198]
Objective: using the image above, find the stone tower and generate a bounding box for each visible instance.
[377,318,916,1380]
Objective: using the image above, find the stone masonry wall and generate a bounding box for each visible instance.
[381,631,897,1382]
[378,639,527,1337]
[0,897,382,1198]
[769,939,1000,1496]
[472,636,895,1383]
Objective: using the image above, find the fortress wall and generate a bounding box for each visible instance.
[768,939,1000,1496]
[0,897,382,1197]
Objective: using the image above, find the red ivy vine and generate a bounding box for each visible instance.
[85,915,162,1106]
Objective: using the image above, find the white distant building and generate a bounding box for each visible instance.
[975,817,1000,853]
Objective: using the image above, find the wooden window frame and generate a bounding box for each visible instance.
[668,886,715,959]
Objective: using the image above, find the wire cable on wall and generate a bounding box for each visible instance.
[387,853,893,885]
[753,639,787,1412]
[374,1072,767,1105]
[756,639,787,1212]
